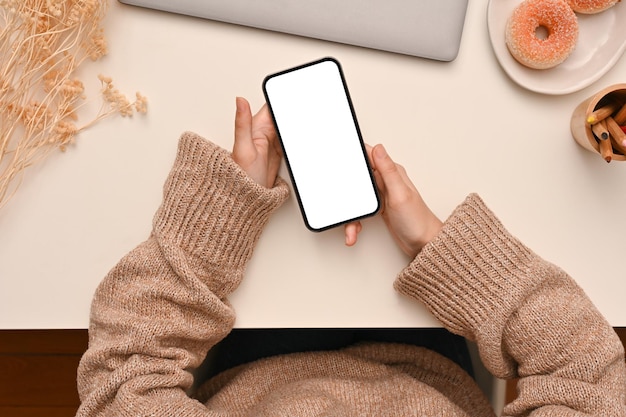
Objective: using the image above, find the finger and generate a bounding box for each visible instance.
[252,103,283,184]
[252,103,271,124]
[253,103,278,135]
[233,97,254,157]
[371,170,387,216]
[344,221,362,246]
[251,104,278,151]
[371,144,410,198]
[367,145,384,190]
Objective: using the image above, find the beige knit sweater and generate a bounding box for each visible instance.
[77,132,626,416]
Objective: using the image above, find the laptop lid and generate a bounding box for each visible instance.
[118,0,468,61]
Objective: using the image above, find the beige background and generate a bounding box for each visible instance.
[1,0,625,329]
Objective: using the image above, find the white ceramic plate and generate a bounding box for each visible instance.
[487,0,626,95]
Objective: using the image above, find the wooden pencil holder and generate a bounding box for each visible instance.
[570,83,626,162]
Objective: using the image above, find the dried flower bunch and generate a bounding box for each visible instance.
[0,0,147,209]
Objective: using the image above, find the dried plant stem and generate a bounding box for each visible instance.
[0,0,147,210]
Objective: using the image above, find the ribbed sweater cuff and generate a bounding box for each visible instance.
[394,194,543,342]
[153,132,289,295]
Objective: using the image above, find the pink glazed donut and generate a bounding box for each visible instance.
[505,0,579,69]
[567,0,620,14]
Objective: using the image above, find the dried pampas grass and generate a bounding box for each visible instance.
[0,0,147,210]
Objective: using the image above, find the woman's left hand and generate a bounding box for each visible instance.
[232,97,283,188]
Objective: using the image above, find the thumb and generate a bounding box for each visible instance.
[372,144,406,196]
[233,97,254,156]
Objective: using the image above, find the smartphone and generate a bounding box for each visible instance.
[263,57,380,232]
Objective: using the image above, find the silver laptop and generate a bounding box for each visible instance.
[118,0,468,62]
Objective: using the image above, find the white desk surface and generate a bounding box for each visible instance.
[2,1,626,329]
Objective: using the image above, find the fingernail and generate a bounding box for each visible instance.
[235,97,244,113]
[374,144,388,159]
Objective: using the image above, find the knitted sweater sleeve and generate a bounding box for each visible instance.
[394,194,626,416]
[76,132,289,417]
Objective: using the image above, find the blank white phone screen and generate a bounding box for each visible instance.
[263,58,379,231]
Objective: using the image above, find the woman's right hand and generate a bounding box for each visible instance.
[347,144,443,258]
